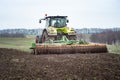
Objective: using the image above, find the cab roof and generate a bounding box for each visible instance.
[45,16,67,19]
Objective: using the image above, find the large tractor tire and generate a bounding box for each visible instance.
[68,35,77,40]
[35,35,43,43]
[41,31,48,43]
[40,30,56,43]
[35,36,39,43]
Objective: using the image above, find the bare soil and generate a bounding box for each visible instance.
[0,48,120,80]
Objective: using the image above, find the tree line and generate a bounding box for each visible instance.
[90,30,120,45]
[0,33,25,38]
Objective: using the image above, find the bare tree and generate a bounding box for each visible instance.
[90,31,120,44]
[0,33,25,38]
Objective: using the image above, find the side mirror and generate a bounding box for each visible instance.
[39,20,41,23]
[67,20,69,23]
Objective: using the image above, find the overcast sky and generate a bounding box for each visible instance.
[0,0,120,29]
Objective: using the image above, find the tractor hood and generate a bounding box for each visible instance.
[47,26,76,35]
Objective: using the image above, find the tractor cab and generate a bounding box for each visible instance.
[39,15,76,43]
[40,16,68,28]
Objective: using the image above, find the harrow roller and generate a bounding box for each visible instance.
[31,44,108,55]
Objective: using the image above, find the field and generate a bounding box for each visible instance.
[0,36,35,52]
[107,45,120,54]
[0,37,120,80]
[0,36,120,53]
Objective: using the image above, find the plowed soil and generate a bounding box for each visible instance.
[0,48,120,80]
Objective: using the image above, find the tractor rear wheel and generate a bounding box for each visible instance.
[68,35,77,40]
[41,31,48,43]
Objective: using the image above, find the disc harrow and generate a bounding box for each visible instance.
[30,36,108,54]
[31,44,108,55]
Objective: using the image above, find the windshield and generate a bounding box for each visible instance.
[50,18,67,28]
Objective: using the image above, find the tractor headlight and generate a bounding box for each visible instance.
[69,27,75,31]
[70,28,74,31]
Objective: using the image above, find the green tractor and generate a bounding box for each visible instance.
[30,15,107,54]
[36,15,76,43]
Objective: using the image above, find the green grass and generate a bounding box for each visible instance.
[0,36,35,52]
[0,36,120,54]
[107,45,120,54]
